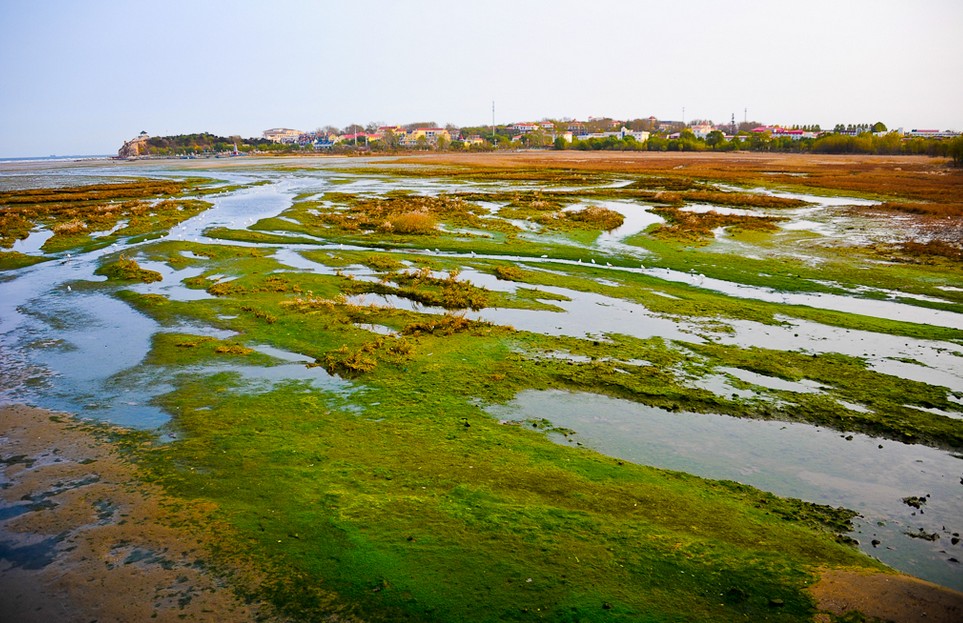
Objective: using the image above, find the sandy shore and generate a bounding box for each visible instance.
[0,404,278,623]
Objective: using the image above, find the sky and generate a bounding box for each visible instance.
[1,0,961,157]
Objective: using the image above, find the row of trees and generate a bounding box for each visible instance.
[548,129,962,162]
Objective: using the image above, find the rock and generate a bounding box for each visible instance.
[117,134,149,159]
[768,598,785,607]
[901,495,927,510]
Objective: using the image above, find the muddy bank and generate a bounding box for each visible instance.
[810,569,963,622]
[0,404,276,623]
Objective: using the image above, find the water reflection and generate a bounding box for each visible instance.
[487,389,963,590]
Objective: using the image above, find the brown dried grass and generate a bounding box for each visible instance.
[399,152,963,204]
[652,206,785,240]
[564,206,624,231]
[383,211,437,235]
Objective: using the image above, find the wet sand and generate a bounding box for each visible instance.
[0,404,277,623]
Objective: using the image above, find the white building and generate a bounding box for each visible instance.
[263,128,303,143]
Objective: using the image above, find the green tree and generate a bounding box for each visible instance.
[382,129,400,150]
[872,121,888,133]
[948,136,963,166]
[706,130,726,149]
[646,136,668,151]
[749,131,772,151]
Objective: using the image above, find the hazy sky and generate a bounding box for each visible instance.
[1,0,961,157]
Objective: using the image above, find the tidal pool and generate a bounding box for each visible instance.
[487,389,963,590]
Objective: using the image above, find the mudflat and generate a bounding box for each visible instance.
[0,404,273,623]
[810,568,963,622]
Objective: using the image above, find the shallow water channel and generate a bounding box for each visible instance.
[1,158,961,590]
[487,390,963,591]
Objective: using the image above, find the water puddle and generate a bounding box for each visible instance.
[681,204,758,217]
[645,266,962,329]
[716,366,826,394]
[487,389,963,590]
[10,228,54,254]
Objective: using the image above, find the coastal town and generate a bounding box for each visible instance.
[118,115,963,161]
[263,118,960,149]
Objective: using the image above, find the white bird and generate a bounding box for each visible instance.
[540,254,547,258]
[590,259,595,264]
[577,259,582,264]
[606,262,612,267]
[66,285,71,292]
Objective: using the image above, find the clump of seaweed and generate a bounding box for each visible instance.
[314,194,487,234]
[349,267,490,311]
[313,335,414,376]
[564,205,624,231]
[381,211,437,235]
[214,343,254,355]
[494,265,525,281]
[401,312,490,336]
[97,254,163,283]
[652,206,784,241]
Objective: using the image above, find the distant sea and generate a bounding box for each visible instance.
[0,155,113,164]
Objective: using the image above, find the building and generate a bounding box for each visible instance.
[263,128,303,143]
[751,126,817,140]
[575,127,649,142]
[906,129,960,139]
[689,123,716,140]
[402,127,452,147]
[511,122,539,133]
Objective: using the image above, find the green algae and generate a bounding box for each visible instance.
[96,254,163,283]
[136,346,875,622]
[0,250,47,270]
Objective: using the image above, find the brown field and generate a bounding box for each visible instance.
[396,151,963,205]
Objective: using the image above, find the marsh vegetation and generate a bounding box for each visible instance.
[1,153,961,621]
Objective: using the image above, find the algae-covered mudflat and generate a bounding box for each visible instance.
[1,152,961,621]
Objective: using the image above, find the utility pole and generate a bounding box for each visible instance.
[491,100,496,142]
[682,106,685,125]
